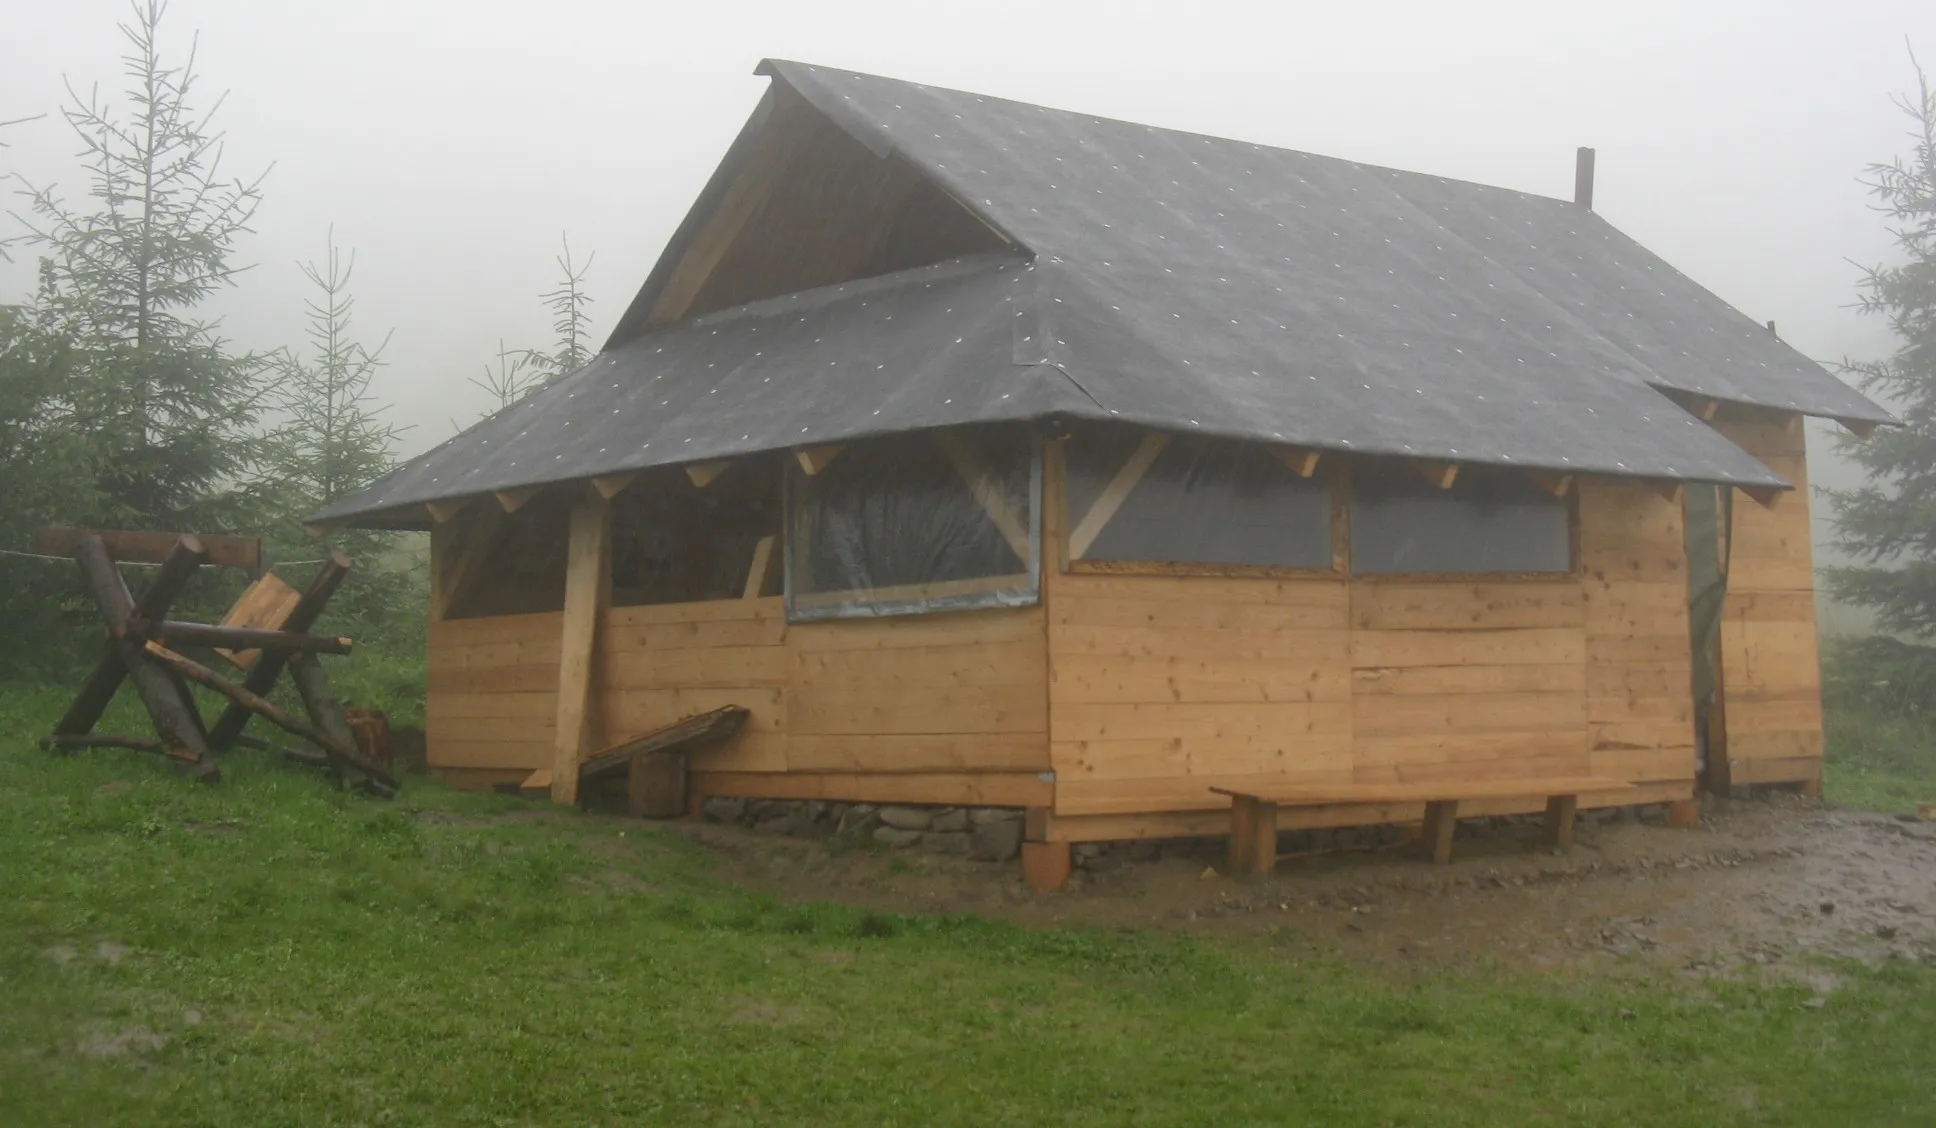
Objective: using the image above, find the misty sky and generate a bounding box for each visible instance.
[2,0,1931,528]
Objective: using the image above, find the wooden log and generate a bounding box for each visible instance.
[68,536,212,770]
[578,705,750,783]
[232,732,329,767]
[33,527,256,570]
[125,619,354,656]
[1543,794,1578,847]
[207,555,351,749]
[144,641,357,765]
[1422,799,1460,865]
[1227,794,1278,876]
[56,534,210,736]
[37,732,219,780]
[41,733,162,754]
[289,652,394,786]
[550,493,610,804]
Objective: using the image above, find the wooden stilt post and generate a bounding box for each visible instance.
[1543,794,1578,847]
[1021,841,1071,893]
[1228,794,1278,875]
[1422,799,1460,865]
[551,490,611,804]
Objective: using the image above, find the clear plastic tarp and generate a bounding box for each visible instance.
[1064,428,1332,568]
[785,430,1039,620]
[1350,463,1571,574]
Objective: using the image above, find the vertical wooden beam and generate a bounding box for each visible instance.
[1422,799,1460,865]
[550,491,612,804]
[1330,458,1351,574]
[1543,794,1578,847]
[1227,795,1277,876]
[1042,438,1070,574]
[1021,840,1071,893]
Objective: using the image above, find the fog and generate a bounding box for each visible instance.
[2,0,1929,538]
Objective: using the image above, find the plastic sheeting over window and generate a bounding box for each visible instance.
[1350,463,1571,574]
[1064,428,1332,568]
[785,430,1039,620]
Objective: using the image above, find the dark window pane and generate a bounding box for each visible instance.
[1350,463,1570,574]
[1065,429,1331,569]
[786,430,1037,619]
[609,464,781,607]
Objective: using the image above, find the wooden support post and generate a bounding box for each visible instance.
[551,492,611,804]
[1422,799,1460,865]
[1543,794,1578,847]
[58,535,210,737]
[207,555,352,750]
[1021,840,1072,893]
[627,752,687,818]
[67,536,215,776]
[1667,799,1700,828]
[1227,794,1278,876]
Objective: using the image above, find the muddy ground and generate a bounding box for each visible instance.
[662,795,1936,978]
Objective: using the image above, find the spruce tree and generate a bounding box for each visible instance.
[1826,55,1936,636]
[260,229,413,630]
[529,235,595,379]
[11,0,268,532]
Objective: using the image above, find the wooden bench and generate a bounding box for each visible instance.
[1209,777,1637,875]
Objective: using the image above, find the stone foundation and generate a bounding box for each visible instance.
[700,798,1026,862]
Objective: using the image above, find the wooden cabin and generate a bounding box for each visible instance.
[312,60,1890,886]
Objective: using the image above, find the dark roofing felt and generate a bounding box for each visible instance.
[315,60,1888,524]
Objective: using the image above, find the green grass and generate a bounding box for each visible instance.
[2,688,1934,1125]
[1824,705,1936,813]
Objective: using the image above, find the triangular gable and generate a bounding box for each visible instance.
[607,82,1011,350]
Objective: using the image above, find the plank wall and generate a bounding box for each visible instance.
[1714,418,1824,787]
[1045,477,1698,822]
[426,477,1705,827]
[427,597,1051,804]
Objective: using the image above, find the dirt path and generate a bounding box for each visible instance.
[668,795,1936,977]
